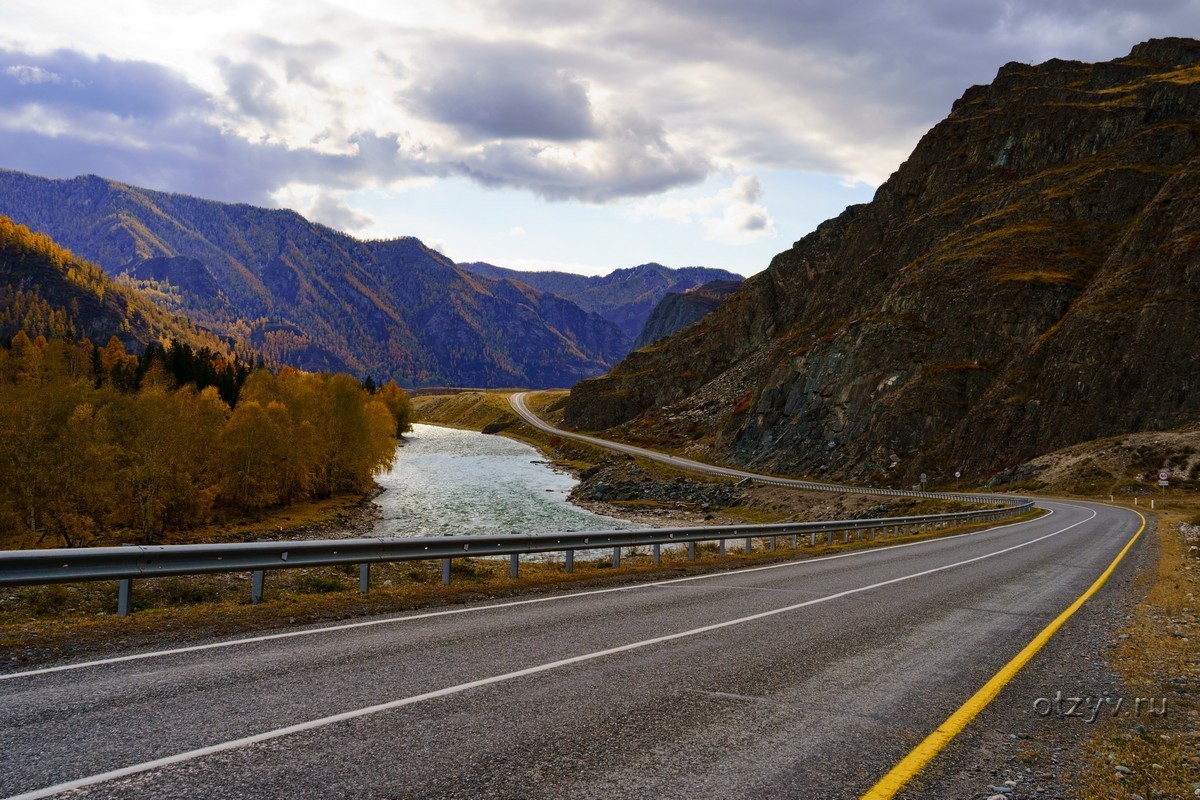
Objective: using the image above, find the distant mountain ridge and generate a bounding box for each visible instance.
[458,261,744,340]
[631,279,743,350]
[0,169,629,387]
[565,38,1200,484]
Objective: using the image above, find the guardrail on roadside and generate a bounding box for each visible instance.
[0,502,1033,615]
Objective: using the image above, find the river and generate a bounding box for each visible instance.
[371,424,633,538]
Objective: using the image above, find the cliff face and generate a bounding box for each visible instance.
[631,279,743,350]
[564,38,1200,485]
[0,172,627,388]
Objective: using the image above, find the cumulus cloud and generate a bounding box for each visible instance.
[476,0,1200,183]
[456,108,710,201]
[3,0,1198,222]
[310,193,376,232]
[270,184,375,232]
[632,174,776,243]
[3,65,63,85]
[407,60,597,142]
[244,35,341,89]
[218,59,287,124]
[0,47,207,120]
[0,48,438,206]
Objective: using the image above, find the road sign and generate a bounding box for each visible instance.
[1159,470,1169,487]
[954,471,961,479]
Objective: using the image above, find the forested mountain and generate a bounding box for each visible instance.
[0,171,628,388]
[458,261,744,340]
[0,215,229,355]
[565,38,1200,485]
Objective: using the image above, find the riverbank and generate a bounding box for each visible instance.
[412,390,991,528]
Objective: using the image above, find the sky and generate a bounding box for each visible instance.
[1,2,1197,276]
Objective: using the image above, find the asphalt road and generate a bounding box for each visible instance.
[509,393,983,503]
[2,499,1143,799]
[510,391,814,484]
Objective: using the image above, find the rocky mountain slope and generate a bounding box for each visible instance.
[0,215,228,354]
[565,38,1200,485]
[0,170,627,388]
[459,261,743,340]
[631,279,743,350]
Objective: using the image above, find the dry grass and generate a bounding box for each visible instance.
[410,391,520,431]
[1072,498,1200,799]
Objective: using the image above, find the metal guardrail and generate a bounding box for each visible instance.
[744,476,1022,503]
[0,502,1033,615]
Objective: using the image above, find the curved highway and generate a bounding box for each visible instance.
[510,393,1005,503]
[0,401,1148,799]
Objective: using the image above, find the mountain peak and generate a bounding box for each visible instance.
[565,39,1200,483]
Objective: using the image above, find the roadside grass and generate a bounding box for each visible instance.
[1072,496,1200,799]
[0,510,1041,670]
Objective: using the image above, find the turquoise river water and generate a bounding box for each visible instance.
[370,424,632,538]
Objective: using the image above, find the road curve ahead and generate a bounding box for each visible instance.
[509,393,1003,504]
[2,500,1144,799]
[511,390,804,483]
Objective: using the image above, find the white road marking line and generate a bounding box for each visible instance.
[5,508,1100,800]
[1,509,1056,682]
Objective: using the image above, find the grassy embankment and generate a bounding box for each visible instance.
[1068,498,1199,799]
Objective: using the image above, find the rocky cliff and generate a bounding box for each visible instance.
[564,38,1200,486]
[631,279,743,350]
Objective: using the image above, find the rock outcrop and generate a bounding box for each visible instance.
[564,38,1200,485]
[631,279,743,350]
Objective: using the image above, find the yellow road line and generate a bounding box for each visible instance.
[860,507,1147,800]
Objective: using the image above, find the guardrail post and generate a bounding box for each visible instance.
[612,546,621,568]
[770,536,777,552]
[688,541,696,560]
[118,543,133,617]
[118,577,131,617]
[719,539,726,556]
[791,534,798,549]
[251,570,265,604]
[744,537,752,554]
[359,563,370,593]
[827,530,834,545]
[510,554,519,579]
[842,530,850,544]
[442,558,451,584]
[565,549,574,573]
[652,544,661,565]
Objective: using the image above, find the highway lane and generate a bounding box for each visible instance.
[510,392,1001,503]
[510,390,791,483]
[1,500,1144,799]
